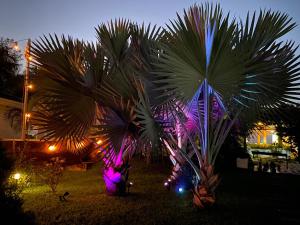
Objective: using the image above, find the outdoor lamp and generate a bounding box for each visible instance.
[13,173,21,180]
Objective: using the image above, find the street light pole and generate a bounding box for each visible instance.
[21,38,31,140]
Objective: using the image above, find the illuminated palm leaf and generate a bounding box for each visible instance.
[93,22,163,164]
[153,4,240,103]
[151,3,300,208]
[96,19,136,100]
[154,5,300,108]
[30,36,105,152]
[235,10,300,110]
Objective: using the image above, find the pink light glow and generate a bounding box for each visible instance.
[103,167,122,194]
[163,140,175,156]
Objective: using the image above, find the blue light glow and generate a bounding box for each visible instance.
[205,21,216,69]
[178,187,183,193]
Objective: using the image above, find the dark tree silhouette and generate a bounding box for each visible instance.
[265,105,300,161]
[0,38,23,101]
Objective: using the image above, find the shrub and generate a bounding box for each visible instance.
[0,143,35,225]
[39,157,65,193]
[8,143,35,195]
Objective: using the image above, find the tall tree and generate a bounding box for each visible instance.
[0,38,23,101]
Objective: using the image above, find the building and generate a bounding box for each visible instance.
[247,123,279,145]
[0,97,22,140]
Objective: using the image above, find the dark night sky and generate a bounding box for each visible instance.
[1,0,300,49]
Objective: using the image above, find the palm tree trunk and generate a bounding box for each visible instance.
[102,166,128,195]
[193,160,219,208]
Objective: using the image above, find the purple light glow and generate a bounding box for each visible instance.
[103,167,122,194]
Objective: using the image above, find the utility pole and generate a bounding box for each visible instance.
[21,39,31,140]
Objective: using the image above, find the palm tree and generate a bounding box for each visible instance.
[28,4,300,205]
[29,21,161,195]
[151,4,300,208]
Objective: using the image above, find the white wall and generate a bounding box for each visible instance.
[0,98,22,139]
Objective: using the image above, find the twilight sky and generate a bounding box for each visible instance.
[1,0,300,48]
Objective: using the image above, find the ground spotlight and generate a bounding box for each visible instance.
[127,181,134,193]
[164,181,170,191]
[13,173,21,180]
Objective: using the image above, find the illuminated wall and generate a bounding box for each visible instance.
[247,125,278,145]
[0,97,22,139]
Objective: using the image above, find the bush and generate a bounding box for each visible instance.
[248,143,290,151]
[39,157,65,193]
[8,143,35,195]
[0,143,35,225]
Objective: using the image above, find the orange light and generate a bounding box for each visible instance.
[13,44,20,51]
[12,41,20,51]
[28,56,32,61]
[96,139,102,145]
[25,113,31,118]
[27,84,33,89]
[48,145,56,151]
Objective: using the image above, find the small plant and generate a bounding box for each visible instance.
[8,172,31,196]
[9,143,35,195]
[39,157,65,193]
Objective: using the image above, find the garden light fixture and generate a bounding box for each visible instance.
[13,173,21,180]
[48,145,56,152]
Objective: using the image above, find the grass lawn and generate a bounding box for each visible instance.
[22,160,300,225]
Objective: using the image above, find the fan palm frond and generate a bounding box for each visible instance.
[235,10,300,109]
[30,35,102,152]
[153,3,240,103]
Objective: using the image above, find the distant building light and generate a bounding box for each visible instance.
[178,187,184,193]
[272,134,278,143]
[96,139,102,145]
